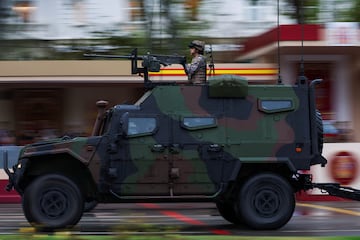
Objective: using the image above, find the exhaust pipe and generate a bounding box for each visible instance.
[92,100,109,136]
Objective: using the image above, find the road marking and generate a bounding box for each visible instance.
[161,211,204,225]
[297,202,360,216]
[137,203,231,235]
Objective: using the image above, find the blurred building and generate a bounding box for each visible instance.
[0,0,358,144]
[237,23,360,142]
[0,60,278,144]
[0,0,293,40]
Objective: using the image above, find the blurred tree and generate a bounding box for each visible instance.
[129,0,145,21]
[282,0,320,23]
[340,0,360,22]
[140,0,176,51]
[140,0,205,53]
[0,0,11,39]
[184,0,201,21]
[316,0,359,22]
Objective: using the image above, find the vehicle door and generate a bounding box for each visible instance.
[109,112,170,196]
[170,114,225,196]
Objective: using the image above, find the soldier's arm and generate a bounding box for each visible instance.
[186,57,202,78]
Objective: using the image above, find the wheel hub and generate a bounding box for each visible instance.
[253,189,280,217]
[40,190,68,218]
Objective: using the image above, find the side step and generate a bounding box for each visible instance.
[313,183,360,201]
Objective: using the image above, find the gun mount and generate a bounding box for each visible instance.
[84,49,186,88]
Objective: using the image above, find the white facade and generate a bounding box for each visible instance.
[2,0,296,40]
[199,0,293,37]
[1,0,354,40]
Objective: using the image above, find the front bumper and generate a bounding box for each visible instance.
[3,151,25,193]
[3,150,14,191]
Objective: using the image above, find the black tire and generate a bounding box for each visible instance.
[316,109,324,153]
[216,201,242,224]
[237,173,295,230]
[22,174,84,231]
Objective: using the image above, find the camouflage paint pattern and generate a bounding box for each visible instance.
[9,76,325,199]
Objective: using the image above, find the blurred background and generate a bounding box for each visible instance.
[0,0,358,60]
[0,0,358,145]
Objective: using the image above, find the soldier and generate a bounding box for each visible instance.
[183,40,206,84]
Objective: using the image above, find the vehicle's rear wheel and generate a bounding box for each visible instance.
[237,173,295,230]
[216,200,242,224]
[22,174,84,231]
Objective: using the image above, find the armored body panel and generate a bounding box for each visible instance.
[101,81,317,197]
[5,75,326,231]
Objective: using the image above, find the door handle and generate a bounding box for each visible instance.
[169,144,181,154]
[151,144,165,152]
[207,144,223,152]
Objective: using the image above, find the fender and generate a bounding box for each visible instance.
[229,157,297,181]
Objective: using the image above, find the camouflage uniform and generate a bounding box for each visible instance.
[185,40,207,84]
[185,55,206,84]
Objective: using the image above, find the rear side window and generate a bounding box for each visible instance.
[181,117,217,130]
[127,117,157,136]
[258,99,294,113]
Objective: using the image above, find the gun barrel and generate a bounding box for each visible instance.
[150,54,186,66]
[83,53,136,59]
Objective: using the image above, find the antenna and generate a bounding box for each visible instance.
[277,0,282,84]
[297,0,307,85]
[159,0,162,49]
[207,44,215,77]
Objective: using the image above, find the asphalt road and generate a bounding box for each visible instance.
[1,201,360,236]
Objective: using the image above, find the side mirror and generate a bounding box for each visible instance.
[120,112,129,136]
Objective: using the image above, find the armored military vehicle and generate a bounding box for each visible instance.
[5,49,331,231]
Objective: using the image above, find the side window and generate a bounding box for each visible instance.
[181,117,217,130]
[127,117,157,137]
[258,99,294,113]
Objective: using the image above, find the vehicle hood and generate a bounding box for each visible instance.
[20,136,101,163]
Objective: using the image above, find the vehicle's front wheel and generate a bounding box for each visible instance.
[22,174,84,231]
[237,173,295,230]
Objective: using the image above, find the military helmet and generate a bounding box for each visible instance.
[188,40,205,52]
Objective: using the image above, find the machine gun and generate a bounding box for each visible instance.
[84,48,186,88]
